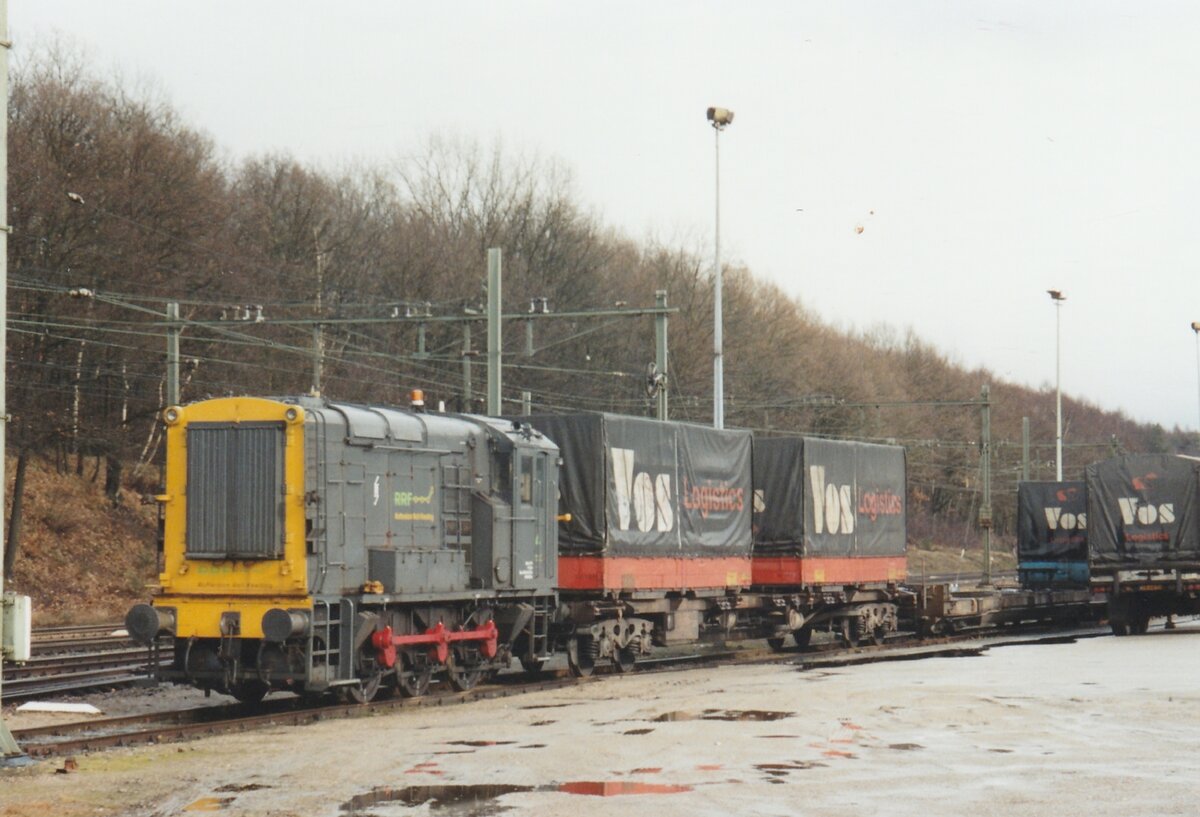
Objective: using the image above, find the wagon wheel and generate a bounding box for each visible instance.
[614,646,637,673]
[446,647,486,692]
[1131,614,1151,635]
[567,636,595,677]
[868,625,888,647]
[766,636,788,652]
[792,626,813,650]
[1110,620,1129,637]
[396,651,432,697]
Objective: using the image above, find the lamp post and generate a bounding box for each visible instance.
[707,106,733,429]
[1192,321,1200,438]
[1048,289,1066,481]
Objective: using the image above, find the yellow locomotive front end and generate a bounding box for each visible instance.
[126,397,312,702]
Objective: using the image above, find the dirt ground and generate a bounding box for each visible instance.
[2,623,1198,817]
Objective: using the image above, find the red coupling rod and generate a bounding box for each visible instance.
[370,620,499,667]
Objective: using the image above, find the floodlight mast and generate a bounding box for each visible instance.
[707,106,733,429]
[1048,289,1066,481]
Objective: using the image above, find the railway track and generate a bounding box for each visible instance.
[2,623,165,703]
[8,624,1107,758]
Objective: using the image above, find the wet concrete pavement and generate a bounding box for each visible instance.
[1,621,1197,816]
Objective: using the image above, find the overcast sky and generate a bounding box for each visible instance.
[12,1,1200,431]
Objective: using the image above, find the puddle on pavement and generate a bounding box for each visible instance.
[212,783,271,793]
[530,720,556,726]
[519,703,573,709]
[184,798,236,812]
[445,740,517,747]
[559,782,692,796]
[343,781,693,815]
[755,761,827,778]
[344,784,529,816]
[988,748,1014,753]
[623,727,655,735]
[519,744,546,749]
[653,709,793,722]
[757,735,800,739]
[888,743,924,751]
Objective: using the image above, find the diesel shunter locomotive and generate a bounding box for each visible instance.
[126,395,560,702]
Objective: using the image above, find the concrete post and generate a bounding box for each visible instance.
[655,290,669,421]
[1022,416,1030,482]
[462,324,473,410]
[486,249,501,415]
[980,384,992,587]
[166,302,180,406]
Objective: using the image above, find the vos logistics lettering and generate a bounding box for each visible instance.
[610,447,675,533]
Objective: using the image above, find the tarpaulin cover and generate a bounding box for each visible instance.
[522,413,752,556]
[752,436,906,558]
[1085,454,1200,567]
[1016,481,1087,562]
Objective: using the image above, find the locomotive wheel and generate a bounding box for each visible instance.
[230,680,268,705]
[397,653,432,697]
[766,637,787,652]
[347,671,382,704]
[1131,614,1151,635]
[1110,621,1129,636]
[567,636,595,677]
[868,626,887,647]
[614,647,637,673]
[792,626,813,650]
[447,649,485,692]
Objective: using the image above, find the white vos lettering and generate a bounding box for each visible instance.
[1116,498,1174,526]
[610,448,675,533]
[1043,508,1087,530]
[809,465,854,535]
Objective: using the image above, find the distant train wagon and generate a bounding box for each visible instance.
[1086,453,1200,634]
[1016,481,1088,588]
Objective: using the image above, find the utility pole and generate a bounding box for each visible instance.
[486,248,502,415]
[461,324,473,411]
[166,302,180,406]
[1021,416,1030,482]
[655,290,669,421]
[979,384,993,587]
[0,0,22,760]
[312,229,327,396]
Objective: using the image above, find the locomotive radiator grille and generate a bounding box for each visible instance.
[186,422,285,560]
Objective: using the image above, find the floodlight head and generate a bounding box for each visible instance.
[1047,289,1066,302]
[706,107,734,128]
[1192,321,1200,333]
